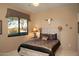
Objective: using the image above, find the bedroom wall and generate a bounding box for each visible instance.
[31,5,79,51]
[0,4,33,53]
[0,4,79,53]
[77,14,79,53]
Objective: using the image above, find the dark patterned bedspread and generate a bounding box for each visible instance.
[18,39,61,56]
[23,39,58,51]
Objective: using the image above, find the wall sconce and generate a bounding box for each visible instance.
[45,18,54,24]
[32,27,38,38]
[58,25,63,31]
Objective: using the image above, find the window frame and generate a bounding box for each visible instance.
[8,17,28,37]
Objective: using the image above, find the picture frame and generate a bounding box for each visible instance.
[78,22,79,33]
[0,20,2,34]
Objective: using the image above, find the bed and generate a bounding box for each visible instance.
[17,28,61,56]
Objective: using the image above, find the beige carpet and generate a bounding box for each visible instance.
[0,47,78,56]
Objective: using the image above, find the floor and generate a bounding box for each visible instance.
[55,49,78,56]
[55,46,79,56]
[0,47,78,56]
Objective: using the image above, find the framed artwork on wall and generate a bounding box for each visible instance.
[78,22,79,33]
[0,20,2,34]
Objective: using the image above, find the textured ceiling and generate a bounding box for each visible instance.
[5,3,79,13]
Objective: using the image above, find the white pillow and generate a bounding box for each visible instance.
[42,36,48,40]
[36,32,40,38]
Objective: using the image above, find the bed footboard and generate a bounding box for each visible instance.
[50,40,61,56]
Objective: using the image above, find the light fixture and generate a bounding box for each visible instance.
[32,3,39,6]
[45,18,53,24]
[32,27,38,38]
[58,25,63,31]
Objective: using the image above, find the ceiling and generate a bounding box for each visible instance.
[6,3,79,13]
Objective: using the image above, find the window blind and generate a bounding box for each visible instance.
[6,8,30,20]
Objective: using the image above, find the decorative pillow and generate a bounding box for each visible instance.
[52,34,57,40]
[42,36,48,40]
[47,33,57,40]
[36,32,40,38]
[40,34,49,40]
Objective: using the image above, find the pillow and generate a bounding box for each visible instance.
[36,32,40,38]
[40,34,49,40]
[52,34,57,40]
[47,33,57,40]
[42,36,48,40]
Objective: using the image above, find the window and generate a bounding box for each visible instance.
[20,18,28,35]
[8,17,19,36]
[8,17,28,37]
[6,8,30,37]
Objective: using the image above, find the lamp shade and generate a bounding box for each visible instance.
[32,27,38,32]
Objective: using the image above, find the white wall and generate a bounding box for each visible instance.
[0,4,79,53]
[0,4,33,52]
[31,5,79,51]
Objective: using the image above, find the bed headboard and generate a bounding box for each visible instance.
[40,27,59,34]
[39,27,60,39]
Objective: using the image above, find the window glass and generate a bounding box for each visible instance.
[20,18,27,32]
[8,17,19,36]
[8,17,28,37]
[20,18,28,35]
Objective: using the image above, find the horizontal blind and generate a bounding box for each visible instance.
[6,8,30,21]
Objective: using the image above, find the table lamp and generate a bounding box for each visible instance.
[32,27,38,38]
